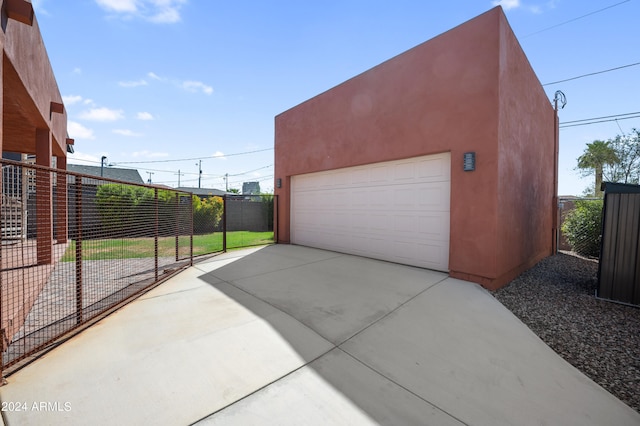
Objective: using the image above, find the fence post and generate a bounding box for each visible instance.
[75,179,83,325]
[154,188,159,282]
[0,165,4,378]
[222,195,227,252]
[175,192,179,262]
[190,194,193,265]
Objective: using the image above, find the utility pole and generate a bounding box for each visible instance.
[552,90,566,255]
[196,160,202,188]
[224,173,228,191]
[147,172,154,184]
[101,156,107,177]
[175,169,184,187]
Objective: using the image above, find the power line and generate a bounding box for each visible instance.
[560,111,640,125]
[227,164,273,177]
[70,155,273,179]
[523,0,631,38]
[543,61,640,86]
[559,111,640,128]
[114,147,273,164]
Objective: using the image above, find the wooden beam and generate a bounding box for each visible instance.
[5,0,34,26]
[50,101,64,115]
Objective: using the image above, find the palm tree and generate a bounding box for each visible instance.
[577,140,619,196]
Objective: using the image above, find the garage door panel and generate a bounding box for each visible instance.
[367,213,392,232]
[393,212,447,238]
[415,184,450,210]
[416,157,450,180]
[368,165,391,184]
[291,153,450,271]
[392,240,449,269]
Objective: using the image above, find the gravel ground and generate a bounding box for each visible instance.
[493,252,640,413]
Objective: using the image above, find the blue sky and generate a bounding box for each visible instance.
[33,0,639,195]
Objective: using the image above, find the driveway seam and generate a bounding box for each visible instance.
[189,346,338,425]
[337,347,470,426]
[193,249,457,423]
[334,275,449,346]
[189,274,340,424]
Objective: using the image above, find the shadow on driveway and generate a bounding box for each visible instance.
[1,244,638,426]
[192,245,640,426]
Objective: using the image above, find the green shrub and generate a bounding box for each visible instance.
[561,200,603,257]
[95,184,182,237]
[95,184,155,236]
[192,196,223,234]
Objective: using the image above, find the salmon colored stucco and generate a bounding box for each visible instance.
[1,0,72,350]
[274,7,556,290]
[1,0,70,260]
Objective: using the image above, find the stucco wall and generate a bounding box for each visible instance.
[494,12,555,287]
[2,1,67,156]
[275,7,555,289]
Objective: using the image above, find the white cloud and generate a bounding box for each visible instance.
[79,107,125,121]
[146,72,214,95]
[67,121,95,140]
[181,80,213,95]
[212,151,226,160]
[136,112,154,120]
[32,0,49,15]
[63,95,84,106]
[529,5,542,13]
[95,0,137,13]
[73,67,82,75]
[95,0,186,23]
[148,71,164,80]
[149,8,180,23]
[492,0,520,10]
[113,129,142,137]
[119,79,148,88]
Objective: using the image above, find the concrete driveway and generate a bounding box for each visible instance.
[1,245,638,425]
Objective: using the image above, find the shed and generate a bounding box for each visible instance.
[598,182,640,305]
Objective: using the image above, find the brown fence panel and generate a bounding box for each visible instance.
[224,195,276,249]
[0,159,277,375]
[188,194,276,256]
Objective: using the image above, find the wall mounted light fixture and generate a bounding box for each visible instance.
[463,152,476,171]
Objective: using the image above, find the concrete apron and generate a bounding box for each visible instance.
[0,245,638,426]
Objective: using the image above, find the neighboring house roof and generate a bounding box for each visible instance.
[67,164,144,184]
[176,187,232,197]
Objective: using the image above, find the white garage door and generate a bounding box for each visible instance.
[291,153,450,271]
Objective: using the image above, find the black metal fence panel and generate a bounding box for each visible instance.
[598,184,640,305]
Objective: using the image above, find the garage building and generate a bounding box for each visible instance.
[274,7,556,290]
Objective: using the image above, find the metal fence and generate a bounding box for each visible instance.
[0,158,276,376]
[558,197,604,258]
[598,183,640,305]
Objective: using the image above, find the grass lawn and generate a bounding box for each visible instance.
[61,231,274,261]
